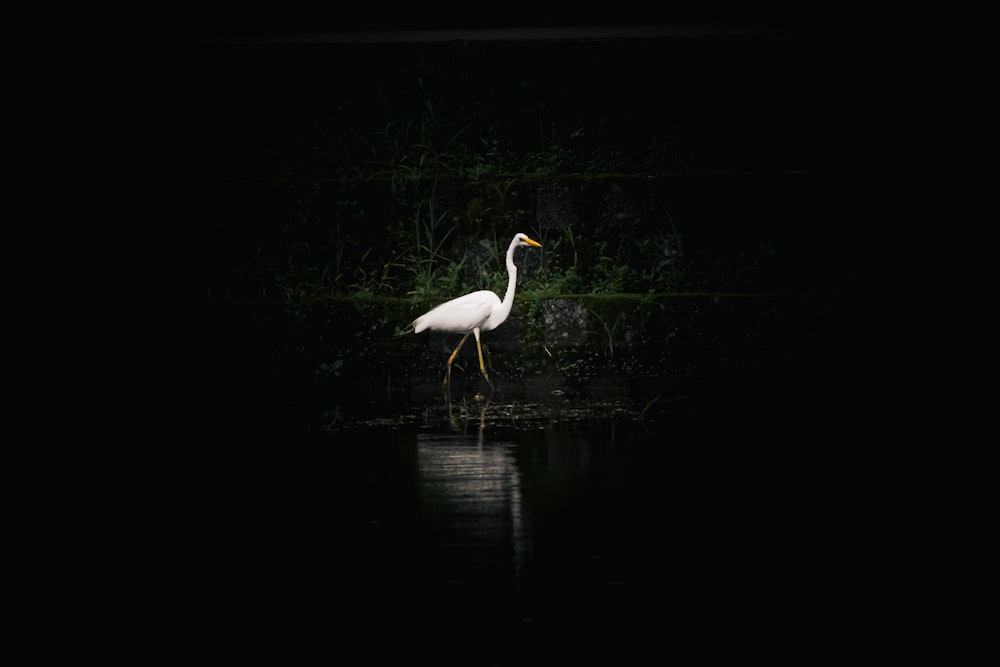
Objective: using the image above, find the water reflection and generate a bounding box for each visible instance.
[192,379,838,667]
[228,414,820,663]
[396,420,669,664]
[416,433,530,591]
[446,396,489,441]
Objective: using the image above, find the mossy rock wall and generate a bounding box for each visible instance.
[204,172,831,304]
[202,290,817,430]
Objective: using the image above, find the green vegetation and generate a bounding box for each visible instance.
[216,77,785,313]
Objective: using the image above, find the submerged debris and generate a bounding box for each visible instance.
[329,394,676,432]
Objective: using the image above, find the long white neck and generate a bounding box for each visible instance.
[495,238,520,323]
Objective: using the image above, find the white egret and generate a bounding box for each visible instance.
[409,232,542,400]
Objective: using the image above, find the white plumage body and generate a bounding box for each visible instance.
[412,290,504,334]
[409,232,542,398]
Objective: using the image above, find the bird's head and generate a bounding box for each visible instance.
[515,233,542,248]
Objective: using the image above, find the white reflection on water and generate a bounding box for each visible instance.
[416,433,530,589]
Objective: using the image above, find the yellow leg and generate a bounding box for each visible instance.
[474,329,495,394]
[443,333,470,401]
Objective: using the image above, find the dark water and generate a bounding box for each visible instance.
[186,398,849,663]
[337,418,679,663]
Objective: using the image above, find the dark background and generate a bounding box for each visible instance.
[180,20,878,659]
[191,20,867,444]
